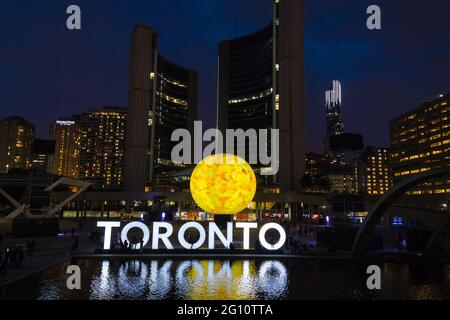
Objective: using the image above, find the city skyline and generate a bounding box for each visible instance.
[1,0,449,153]
[1,1,450,305]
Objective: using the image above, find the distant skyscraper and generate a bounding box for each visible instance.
[0,116,35,173]
[80,107,127,190]
[325,80,344,152]
[49,117,82,178]
[217,0,305,193]
[125,24,198,192]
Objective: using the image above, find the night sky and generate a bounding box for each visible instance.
[0,0,449,152]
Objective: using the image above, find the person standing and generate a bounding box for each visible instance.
[398,231,404,252]
[10,247,17,269]
[30,240,36,257]
[18,247,25,268]
[0,250,8,276]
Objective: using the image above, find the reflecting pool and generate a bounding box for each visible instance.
[2,258,450,300]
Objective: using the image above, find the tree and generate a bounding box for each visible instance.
[300,174,313,190]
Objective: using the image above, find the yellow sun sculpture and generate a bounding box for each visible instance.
[190,154,257,215]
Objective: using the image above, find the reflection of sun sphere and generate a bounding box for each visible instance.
[190,154,257,215]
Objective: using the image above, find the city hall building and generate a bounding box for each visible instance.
[217,0,305,193]
[1,1,328,225]
[125,24,198,193]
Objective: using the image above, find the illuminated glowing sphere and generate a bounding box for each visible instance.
[190,154,257,215]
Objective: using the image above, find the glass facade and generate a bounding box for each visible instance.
[150,54,197,188]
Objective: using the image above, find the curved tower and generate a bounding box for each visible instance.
[217,0,305,193]
[125,24,198,192]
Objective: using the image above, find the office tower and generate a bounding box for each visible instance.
[355,147,392,195]
[325,80,344,152]
[80,107,127,190]
[49,117,82,178]
[326,133,364,194]
[0,116,35,173]
[390,93,450,195]
[327,171,356,194]
[125,24,198,192]
[329,133,364,167]
[31,139,55,172]
[217,0,305,193]
[301,151,331,193]
[305,151,330,179]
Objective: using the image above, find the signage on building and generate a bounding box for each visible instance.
[97,221,287,251]
[56,120,75,126]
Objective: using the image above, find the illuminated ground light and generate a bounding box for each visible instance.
[190,154,257,214]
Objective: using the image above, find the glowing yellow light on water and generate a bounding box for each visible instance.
[190,154,257,215]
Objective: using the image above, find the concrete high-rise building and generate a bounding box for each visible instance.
[125,24,198,192]
[217,0,305,193]
[325,80,344,152]
[390,93,450,195]
[80,107,127,190]
[49,117,82,178]
[0,116,35,173]
[355,147,392,195]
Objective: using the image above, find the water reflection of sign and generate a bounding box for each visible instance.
[97,221,287,251]
[89,259,288,300]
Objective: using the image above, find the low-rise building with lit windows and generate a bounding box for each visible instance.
[327,171,356,194]
[390,93,450,195]
[355,146,392,195]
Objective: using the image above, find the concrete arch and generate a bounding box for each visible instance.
[423,215,450,258]
[352,167,450,257]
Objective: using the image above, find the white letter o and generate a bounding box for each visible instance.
[120,221,150,249]
[178,222,206,249]
[259,223,286,251]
